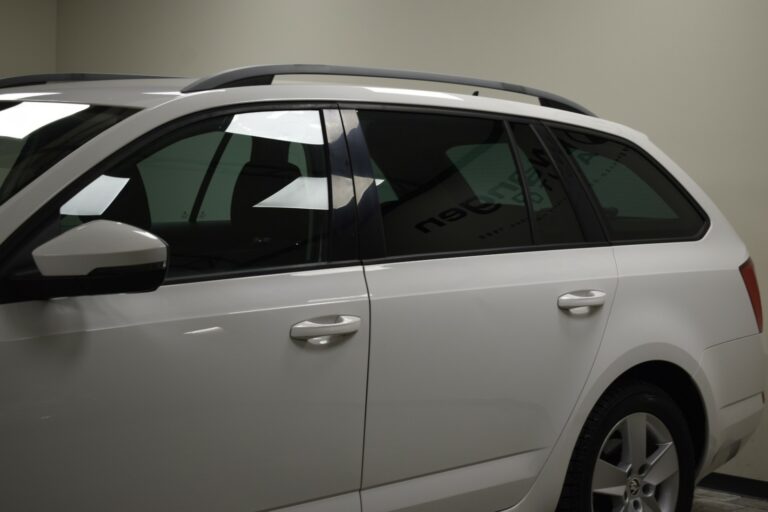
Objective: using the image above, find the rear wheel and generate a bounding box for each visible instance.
[556,381,695,512]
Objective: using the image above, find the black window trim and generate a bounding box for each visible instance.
[339,108,387,260]
[0,101,359,304]
[324,108,360,262]
[502,121,537,245]
[541,120,711,245]
[340,103,610,265]
[531,122,608,242]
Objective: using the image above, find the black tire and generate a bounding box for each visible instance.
[556,381,696,512]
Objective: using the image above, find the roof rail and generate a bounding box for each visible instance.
[0,73,172,90]
[182,64,595,116]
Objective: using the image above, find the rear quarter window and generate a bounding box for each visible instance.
[553,127,706,241]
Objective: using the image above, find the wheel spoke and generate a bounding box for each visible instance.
[593,409,682,512]
[593,458,628,496]
[623,413,647,473]
[642,496,663,512]
[645,442,678,486]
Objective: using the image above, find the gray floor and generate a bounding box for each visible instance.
[694,488,768,511]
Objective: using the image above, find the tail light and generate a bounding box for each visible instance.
[739,258,763,333]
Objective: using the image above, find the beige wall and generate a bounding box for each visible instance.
[0,0,57,75]
[32,0,768,482]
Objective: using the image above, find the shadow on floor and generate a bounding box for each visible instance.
[695,487,768,511]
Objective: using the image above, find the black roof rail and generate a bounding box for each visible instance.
[0,73,172,90]
[182,64,595,117]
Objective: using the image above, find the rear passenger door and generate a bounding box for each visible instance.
[343,109,618,512]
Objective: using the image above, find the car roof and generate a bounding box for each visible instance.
[0,78,194,109]
[0,77,646,142]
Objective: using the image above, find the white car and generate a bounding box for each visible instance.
[0,65,764,512]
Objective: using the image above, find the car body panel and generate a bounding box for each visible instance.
[362,450,544,512]
[360,247,617,510]
[0,268,369,511]
[0,79,191,108]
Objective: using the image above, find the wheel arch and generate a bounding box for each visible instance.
[506,346,717,511]
[610,360,708,471]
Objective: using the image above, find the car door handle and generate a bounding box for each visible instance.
[290,315,361,346]
[558,290,607,310]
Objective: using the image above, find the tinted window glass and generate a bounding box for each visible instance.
[138,132,225,223]
[555,128,705,241]
[0,101,135,206]
[197,133,251,221]
[357,110,531,257]
[49,110,330,279]
[511,124,584,244]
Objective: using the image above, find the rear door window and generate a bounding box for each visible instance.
[357,110,532,257]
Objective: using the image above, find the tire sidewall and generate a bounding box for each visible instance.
[569,382,696,512]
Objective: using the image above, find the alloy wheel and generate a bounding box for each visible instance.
[591,412,680,512]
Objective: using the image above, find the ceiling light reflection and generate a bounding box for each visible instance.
[60,175,129,216]
[366,87,462,100]
[184,326,224,336]
[227,110,324,145]
[0,92,59,101]
[254,177,329,210]
[0,101,89,139]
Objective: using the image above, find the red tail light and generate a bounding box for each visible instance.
[739,258,763,333]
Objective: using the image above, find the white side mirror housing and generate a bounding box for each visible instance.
[14,220,168,299]
[32,220,167,277]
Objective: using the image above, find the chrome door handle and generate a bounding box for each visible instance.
[558,290,607,310]
[290,315,361,346]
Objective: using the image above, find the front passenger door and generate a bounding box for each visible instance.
[0,107,366,512]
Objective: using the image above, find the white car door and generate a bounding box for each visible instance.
[343,110,617,512]
[0,108,367,512]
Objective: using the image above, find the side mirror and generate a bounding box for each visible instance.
[16,220,168,299]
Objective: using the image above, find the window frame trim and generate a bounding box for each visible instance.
[502,121,537,245]
[339,108,387,260]
[0,102,358,304]
[541,120,711,245]
[528,121,607,243]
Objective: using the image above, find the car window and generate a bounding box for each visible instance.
[357,110,532,257]
[46,109,331,279]
[196,132,251,222]
[510,124,584,244]
[137,132,226,223]
[0,101,136,206]
[371,160,398,204]
[446,142,524,205]
[554,128,706,241]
